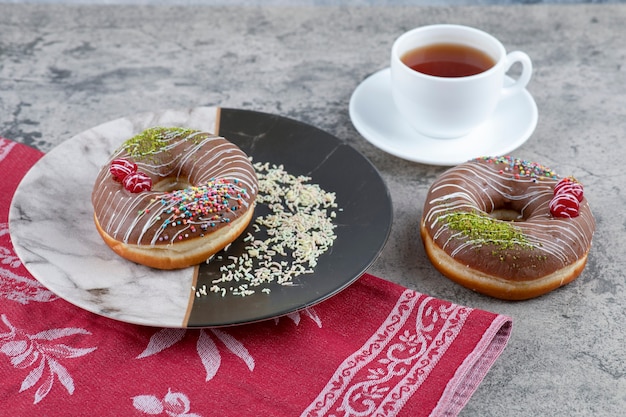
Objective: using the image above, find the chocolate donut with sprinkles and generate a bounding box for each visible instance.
[92,127,258,270]
[420,156,595,300]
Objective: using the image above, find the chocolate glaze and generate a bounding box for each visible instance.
[92,127,258,246]
[421,156,595,281]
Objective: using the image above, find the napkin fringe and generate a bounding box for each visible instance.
[432,316,513,416]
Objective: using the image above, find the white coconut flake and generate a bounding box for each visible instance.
[200,162,339,298]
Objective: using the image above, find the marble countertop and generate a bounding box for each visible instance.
[2,3,625,416]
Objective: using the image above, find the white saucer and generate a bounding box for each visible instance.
[349,68,538,166]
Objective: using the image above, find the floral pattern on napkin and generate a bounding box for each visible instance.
[0,314,97,404]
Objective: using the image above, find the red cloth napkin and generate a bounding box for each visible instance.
[0,138,512,417]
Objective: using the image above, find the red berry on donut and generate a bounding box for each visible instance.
[549,193,580,218]
[554,177,584,202]
[123,171,152,193]
[110,158,137,182]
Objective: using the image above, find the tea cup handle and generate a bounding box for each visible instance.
[502,51,532,97]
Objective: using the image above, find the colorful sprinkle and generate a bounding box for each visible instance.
[148,179,250,243]
[475,156,559,180]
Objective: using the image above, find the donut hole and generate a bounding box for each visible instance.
[152,177,193,192]
[488,201,528,222]
[489,208,524,222]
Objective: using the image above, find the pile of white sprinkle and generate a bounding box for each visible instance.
[196,162,339,298]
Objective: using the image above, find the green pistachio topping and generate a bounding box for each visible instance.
[444,211,533,250]
[123,127,196,158]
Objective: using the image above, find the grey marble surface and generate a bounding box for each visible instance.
[4,0,626,5]
[1,3,625,416]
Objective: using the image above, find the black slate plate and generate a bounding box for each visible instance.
[187,108,393,326]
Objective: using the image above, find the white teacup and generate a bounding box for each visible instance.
[390,24,532,139]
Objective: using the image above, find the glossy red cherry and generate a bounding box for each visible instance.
[110,158,137,182]
[554,177,584,202]
[549,192,580,218]
[123,171,152,193]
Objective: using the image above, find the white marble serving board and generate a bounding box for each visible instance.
[9,107,220,328]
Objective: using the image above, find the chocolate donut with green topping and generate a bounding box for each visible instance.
[92,127,258,270]
[420,156,595,300]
